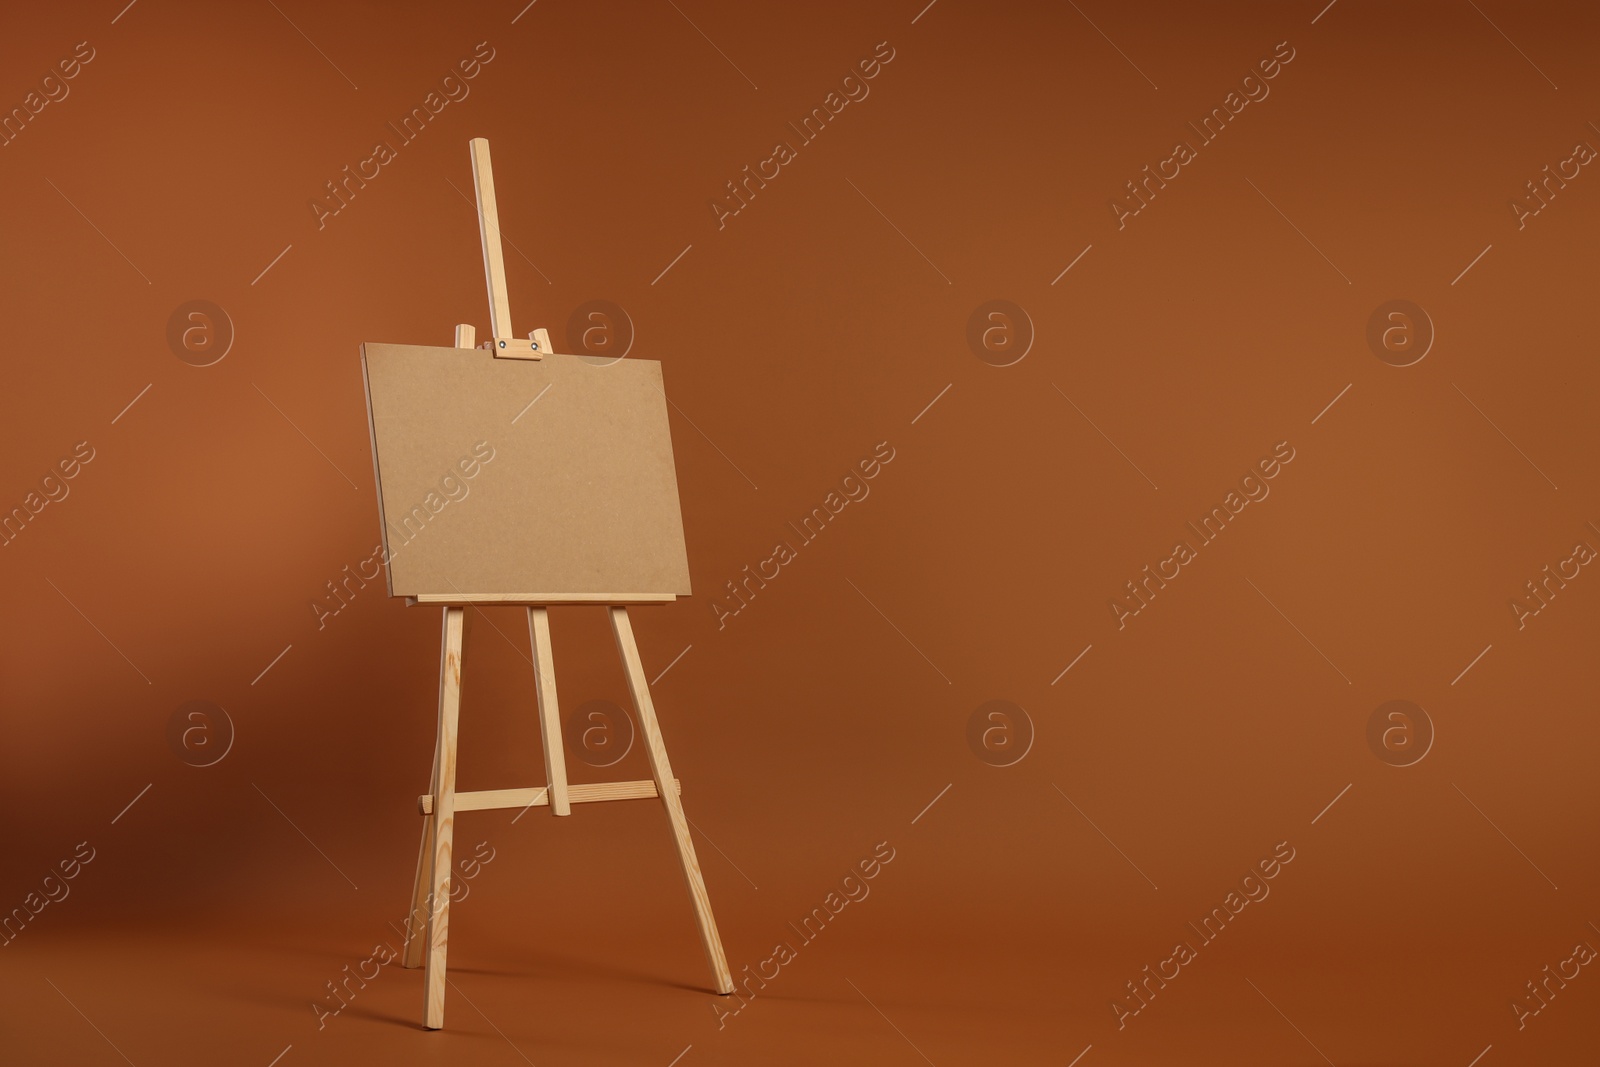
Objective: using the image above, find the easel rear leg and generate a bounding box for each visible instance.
[608,606,734,995]
[401,747,438,969]
[423,606,466,1029]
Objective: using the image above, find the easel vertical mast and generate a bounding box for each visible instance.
[466,136,572,821]
[470,138,514,339]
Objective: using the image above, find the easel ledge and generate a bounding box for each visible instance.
[408,592,676,605]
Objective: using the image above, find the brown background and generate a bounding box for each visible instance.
[2,1,1598,1064]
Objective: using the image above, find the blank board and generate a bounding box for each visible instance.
[360,342,692,602]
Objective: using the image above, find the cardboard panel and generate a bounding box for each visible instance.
[360,343,692,601]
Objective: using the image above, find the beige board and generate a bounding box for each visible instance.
[361,342,692,602]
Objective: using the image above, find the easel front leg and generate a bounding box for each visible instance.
[423,606,466,1029]
[409,324,477,973]
[527,607,571,816]
[608,607,734,995]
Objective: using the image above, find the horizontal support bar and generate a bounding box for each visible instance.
[419,778,680,816]
[407,593,678,605]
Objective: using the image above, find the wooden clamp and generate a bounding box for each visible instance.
[480,327,553,360]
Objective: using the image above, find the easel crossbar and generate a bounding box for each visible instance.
[418,778,681,815]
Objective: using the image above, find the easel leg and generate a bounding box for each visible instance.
[527,607,571,816]
[401,745,438,968]
[423,606,466,1029]
[608,607,735,995]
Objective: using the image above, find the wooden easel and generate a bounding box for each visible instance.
[398,138,734,1030]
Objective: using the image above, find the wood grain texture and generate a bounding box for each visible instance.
[416,778,680,815]
[422,606,465,1030]
[528,606,571,816]
[469,137,513,339]
[609,606,734,995]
